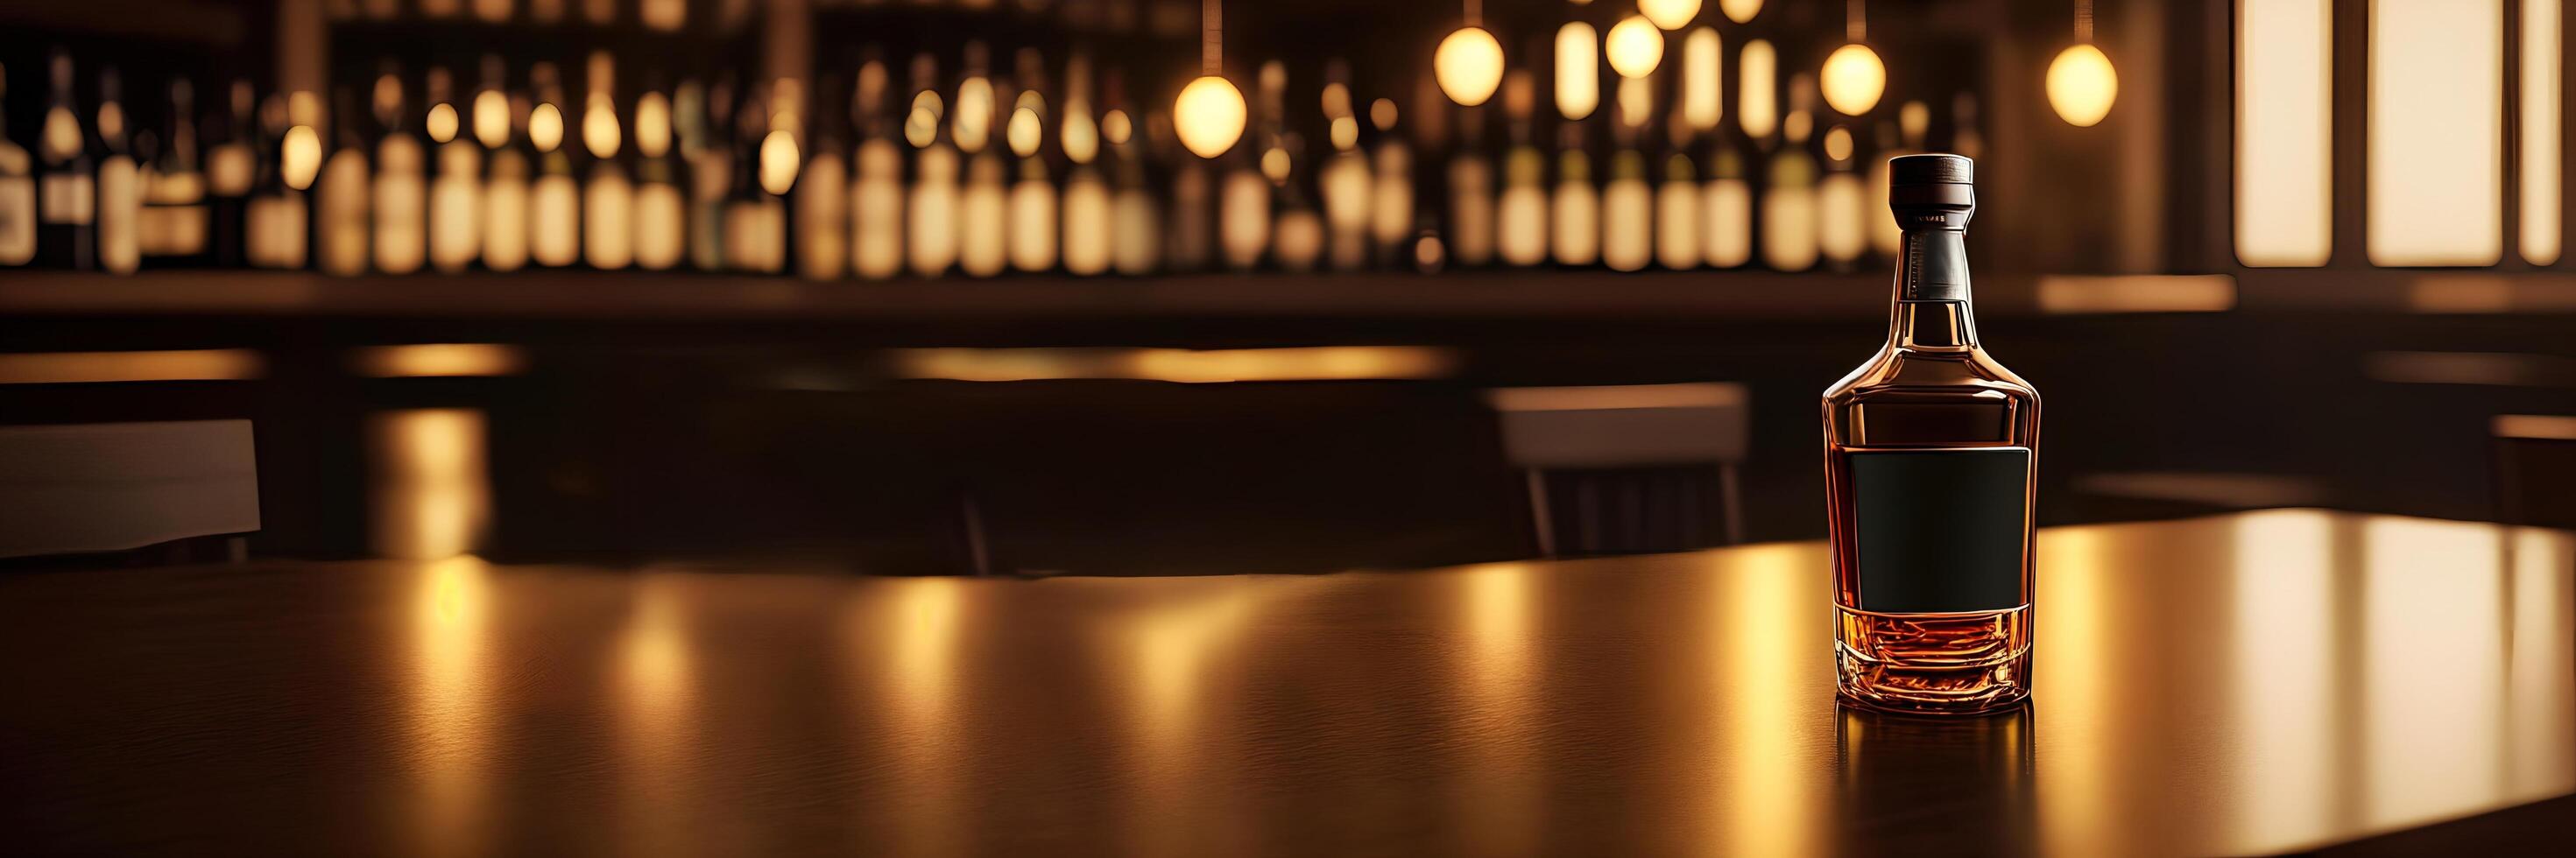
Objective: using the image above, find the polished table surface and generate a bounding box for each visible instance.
[4,510,2572,856]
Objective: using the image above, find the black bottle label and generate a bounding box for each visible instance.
[1849,447,2030,613]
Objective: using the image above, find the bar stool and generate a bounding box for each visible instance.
[0,420,260,565]
[1486,383,1748,557]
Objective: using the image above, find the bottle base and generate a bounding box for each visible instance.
[1835,604,2031,716]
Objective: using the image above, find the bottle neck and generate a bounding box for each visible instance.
[1888,228,1978,350]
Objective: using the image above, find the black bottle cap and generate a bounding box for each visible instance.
[1889,153,1973,187]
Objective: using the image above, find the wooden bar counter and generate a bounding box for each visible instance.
[3,510,2570,855]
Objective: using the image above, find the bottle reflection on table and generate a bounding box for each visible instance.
[1834,704,2036,854]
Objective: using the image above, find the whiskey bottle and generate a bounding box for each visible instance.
[953,46,1006,278]
[37,50,95,270]
[795,72,850,281]
[479,60,533,273]
[1818,125,1867,271]
[1823,154,2039,716]
[904,55,959,278]
[206,80,256,268]
[427,67,486,272]
[582,51,634,271]
[527,63,580,269]
[1366,98,1411,268]
[1702,143,1750,268]
[1599,78,1652,273]
[142,78,212,266]
[1058,53,1113,277]
[0,64,36,267]
[1549,123,1598,267]
[846,56,903,279]
[631,75,687,271]
[1493,71,1546,268]
[680,76,730,272]
[314,85,371,276]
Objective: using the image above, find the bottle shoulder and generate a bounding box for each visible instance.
[1824,346,2039,404]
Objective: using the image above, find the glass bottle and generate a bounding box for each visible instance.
[95,65,143,274]
[144,77,212,266]
[372,62,427,274]
[631,74,687,271]
[0,63,36,267]
[37,49,95,270]
[1823,154,2040,716]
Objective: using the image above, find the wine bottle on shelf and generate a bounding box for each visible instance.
[479,60,532,273]
[1271,140,1324,272]
[1058,53,1112,277]
[1316,63,1366,271]
[1656,113,1701,271]
[1366,98,1411,269]
[471,0,511,25]
[38,50,96,270]
[797,72,850,281]
[955,46,1006,278]
[1824,154,2038,716]
[427,67,484,272]
[1951,92,1984,162]
[680,76,731,272]
[905,54,959,277]
[372,63,427,274]
[1006,49,1055,274]
[582,0,615,25]
[1866,103,1925,261]
[246,93,308,270]
[1493,70,1545,268]
[1217,61,1278,272]
[95,65,144,275]
[1702,143,1750,268]
[0,64,38,267]
[1105,74,1159,276]
[631,74,687,271]
[1599,77,1652,273]
[205,80,255,268]
[582,51,633,271]
[723,81,783,273]
[1818,124,1867,271]
[1761,74,1820,272]
[142,78,211,266]
[315,84,372,276]
[640,0,686,32]
[1159,109,1211,272]
[1445,97,1495,269]
[847,55,903,280]
[527,62,580,269]
[1549,123,1598,268]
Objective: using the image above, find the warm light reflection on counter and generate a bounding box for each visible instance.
[892,346,1457,383]
[616,574,695,855]
[1125,582,1256,858]
[2228,510,2339,850]
[874,577,966,858]
[2034,524,2120,857]
[2507,529,2576,797]
[2361,517,2505,822]
[1450,564,1540,856]
[409,556,492,858]
[1717,544,1825,857]
[369,409,491,560]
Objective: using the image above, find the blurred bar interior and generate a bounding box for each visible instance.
[0,0,2572,573]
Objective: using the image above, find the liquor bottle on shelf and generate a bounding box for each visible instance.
[0,64,37,267]
[315,84,372,276]
[1549,123,1598,268]
[95,66,144,275]
[955,47,1006,278]
[1599,78,1652,273]
[1316,64,1366,271]
[1494,70,1546,268]
[1006,50,1055,274]
[471,0,510,25]
[1817,125,1867,271]
[640,0,686,32]
[247,92,309,270]
[1105,83,1159,276]
[1761,74,1819,272]
[680,76,730,272]
[372,63,427,274]
[796,73,850,281]
[1867,102,1925,261]
[427,67,484,272]
[582,51,634,271]
[1366,98,1411,268]
[847,55,903,279]
[1445,97,1495,268]
[205,80,256,268]
[142,78,211,266]
[631,74,687,271]
[1824,154,2038,716]
[1656,114,1700,271]
[1158,109,1212,272]
[1217,61,1277,271]
[723,81,783,274]
[1702,143,1750,268]
[1951,92,1984,162]
[1058,53,1112,277]
[38,50,96,270]
[527,63,580,269]
[1271,140,1324,272]
[905,54,960,277]
[479,61,532,273]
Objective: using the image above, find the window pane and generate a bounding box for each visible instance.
[2236,0,2335,267]
[2368,0,2504,266]
[2523,0,2563,264]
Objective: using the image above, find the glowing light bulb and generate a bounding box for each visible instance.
[582,95,620,158]
[472,90,507,148]
[1606,16,1665,79]
[2046,43,2118,127]
[1174,75,1246,158]
[759,129,800,194]
[1719,0,1761,24]
[1639,0,1699,30]
[1555,22,1599,120]
[426,103,458,143]
[281,125,321,190]
[1435,26,1505,107]
[1820,43,1886,116]
[529,102,563,152]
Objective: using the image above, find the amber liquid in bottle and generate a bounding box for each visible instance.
[1823,154,2037,715]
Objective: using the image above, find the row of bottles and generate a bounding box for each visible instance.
[0,45,1984,278]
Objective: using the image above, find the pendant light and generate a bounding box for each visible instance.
[1437,0,1507,106]
[1819,0,1885,116]
[1606,15,1664,79]
[1719,0,1761,24]
[1639,0,1699,31]
[1175,0,1247,158]
[2046,0,2118,126]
